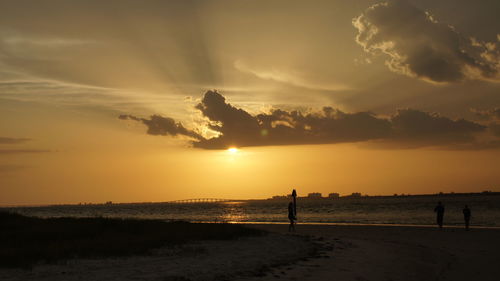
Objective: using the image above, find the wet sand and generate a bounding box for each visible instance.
[1,224,499,281]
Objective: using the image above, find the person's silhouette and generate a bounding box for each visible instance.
[434,201,445,228]
[463,205,471,231]
[288,202,296,232]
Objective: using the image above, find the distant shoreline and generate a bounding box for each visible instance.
[266,191,500,201]
[1,191,499,208]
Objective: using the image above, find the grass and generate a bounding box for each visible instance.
[0,211,262,268]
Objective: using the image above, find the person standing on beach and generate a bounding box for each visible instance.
[434,201,445,228]
[288,202,296,232]
[463,205,471,231]
[292,189,297,218]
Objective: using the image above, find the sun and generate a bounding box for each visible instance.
[227,147,239,154]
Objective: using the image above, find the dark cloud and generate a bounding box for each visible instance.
[193,91,266,148]
[118,114,203,140]
[469,108,500,138]
[121,91,492,150]
[192,91,391,149]
[490,123,500,137]
[0,137,31,144]
[353,0,499,83]
[390,109,485,145]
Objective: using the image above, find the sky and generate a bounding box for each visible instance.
[1,0,499,205]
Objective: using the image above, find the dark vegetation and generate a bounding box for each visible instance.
[0,211,262,268]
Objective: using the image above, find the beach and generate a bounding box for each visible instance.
[244,224,500,281]
[1,220,499,281]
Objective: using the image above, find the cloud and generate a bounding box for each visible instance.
[234,60,350,91]
[0,137,51,155]
[469,108,500,138]
[118,114,203,140]
[0,137,31,144]
[193,91,391,149]
[353,1,500,83]
[387,109,486,147]
[3,36,94,48]
[0,30,97,61]
[471,108,500,121]
[0,149,51,154]
[489,123,500,137]
[122,90,493,150]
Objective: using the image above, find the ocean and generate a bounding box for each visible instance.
[3,194,500,227]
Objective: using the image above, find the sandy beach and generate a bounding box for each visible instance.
[244,224,500,281]
[1,223,499,281]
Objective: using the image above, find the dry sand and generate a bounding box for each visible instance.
[241,224,500,281]
[1,224,499,281]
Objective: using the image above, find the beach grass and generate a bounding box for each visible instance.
[0,211,263,268]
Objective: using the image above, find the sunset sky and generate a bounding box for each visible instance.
[1,0,499,205]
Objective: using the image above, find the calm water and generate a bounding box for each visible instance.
[3,194,500,227]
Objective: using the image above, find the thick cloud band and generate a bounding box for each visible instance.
[120,91,491,150]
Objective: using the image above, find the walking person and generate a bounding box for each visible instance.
[434,201,445,228]
[288,202,296,232]
[463,205,471,231]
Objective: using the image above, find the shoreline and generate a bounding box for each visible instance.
[2,191,498,207]
[216,221,500,229]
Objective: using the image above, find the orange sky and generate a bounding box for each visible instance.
[1,0,499,205]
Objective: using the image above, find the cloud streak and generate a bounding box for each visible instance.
[353,0,500,83]
[0,137,31,144]
[121,91,494,150]
[0,136,51,155]
[118,114,203,140]
[234,60,350,91]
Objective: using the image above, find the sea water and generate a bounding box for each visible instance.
[3,194,500,227]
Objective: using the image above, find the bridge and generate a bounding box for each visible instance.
[167,198,235,204]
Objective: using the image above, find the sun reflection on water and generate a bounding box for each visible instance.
[218,201,248,223]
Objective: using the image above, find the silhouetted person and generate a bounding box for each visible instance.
[463,205,471,231]
[434,201,445,228]
[288,202,296,232]
[291,189,297,217]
